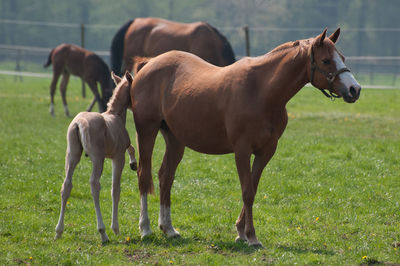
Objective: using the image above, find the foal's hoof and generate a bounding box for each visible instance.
[160,225,181,238]
[54,233,62,240]
[130,161,137,171]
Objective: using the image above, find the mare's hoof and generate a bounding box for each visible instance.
[248,241,264,249]
[235,236,248,244]
[130,162,137,171]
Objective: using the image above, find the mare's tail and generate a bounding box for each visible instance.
[133,56,150,74]
[110,19,134,76]
[43,48,54,68]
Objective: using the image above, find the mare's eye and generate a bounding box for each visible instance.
[322,59,331,65]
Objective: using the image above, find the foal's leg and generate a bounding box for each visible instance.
[235,143,277,246]
[158,130,185,238]
[234,146,262,247]
[127,144,137,171]
[89,155,109,242]
[49,70,61,116]
[110,153,125,235]
[55,130,82,239]
[87,80,106,113]
[59,73,71,116]
[136,126,158,238]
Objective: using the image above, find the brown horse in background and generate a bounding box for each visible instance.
[130,28,361,247]
[110,17,235,76]
[44,44,114,116]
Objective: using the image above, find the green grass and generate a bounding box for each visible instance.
[0,75,399,265]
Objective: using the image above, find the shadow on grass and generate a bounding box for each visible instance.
[139,234,260,254]
[277,244,336,256]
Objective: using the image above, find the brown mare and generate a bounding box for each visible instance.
[44,44,114,116]
[110,17,235,76]
[55,72,137,243]
[130,28,361,247]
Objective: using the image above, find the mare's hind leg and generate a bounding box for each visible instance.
[127,144,137,171]
[110,153,125,235]
[235,142,277,247]
[49,70,62,116]
[55,128,83,239]
[136,124,159,238]
[158,129,184,238]
[87,80,106,113]
[89,155,109,242]
[59,73,71,116]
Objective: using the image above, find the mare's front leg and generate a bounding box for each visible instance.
[89,155,109,243]
[59,73,71,116]
[235,142,278,247]
[110,153,125,235]
[158,130,185,238]
[234,146,262,247]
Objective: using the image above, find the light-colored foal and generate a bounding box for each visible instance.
[55,72,136,242]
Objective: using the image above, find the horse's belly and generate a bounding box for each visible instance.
[165,119,233,155]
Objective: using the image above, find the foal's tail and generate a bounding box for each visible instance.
[43,48,54,68]
[133,56,150,74]
[110,19,134,76]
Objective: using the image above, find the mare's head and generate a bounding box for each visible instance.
[309,28,361,103]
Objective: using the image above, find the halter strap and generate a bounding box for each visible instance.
[310,46,351,100]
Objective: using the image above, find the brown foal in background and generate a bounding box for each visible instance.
[55,72,137,243]
[44,43,114,116]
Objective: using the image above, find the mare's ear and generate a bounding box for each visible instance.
[124,71,134,84]
[111,71,122,85]
[328,28,340,43]
[314,28,327,46]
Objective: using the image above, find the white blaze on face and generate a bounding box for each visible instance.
[333,51,359,89]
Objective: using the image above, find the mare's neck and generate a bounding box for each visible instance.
[252,45,310,108]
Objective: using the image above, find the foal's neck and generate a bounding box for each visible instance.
[106,85,130,124]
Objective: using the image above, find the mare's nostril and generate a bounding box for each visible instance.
[349,86,356,97]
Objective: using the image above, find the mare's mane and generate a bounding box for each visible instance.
[267,38,312,58]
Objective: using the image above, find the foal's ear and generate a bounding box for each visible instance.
[328,28,340,43]
[314,28,327,46]
[111,71,122,85]
[124,71,134,84]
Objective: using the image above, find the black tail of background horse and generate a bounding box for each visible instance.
[208,24,236,65]
[110,20,134,76]
[43,48,55,68]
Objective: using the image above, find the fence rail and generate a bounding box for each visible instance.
[1,19,399,88]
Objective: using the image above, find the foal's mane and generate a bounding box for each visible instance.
[106,77,130,112]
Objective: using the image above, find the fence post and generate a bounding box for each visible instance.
[80,23,86,98]
[243,25,250,57]
[14,49,23,82]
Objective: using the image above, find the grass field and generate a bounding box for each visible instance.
[0,75,399,265]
